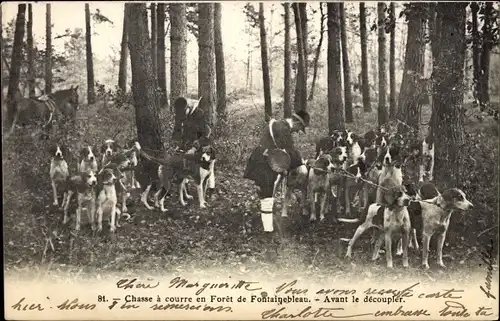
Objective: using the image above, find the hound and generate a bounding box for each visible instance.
[49,144,69,207]
[340,185,413,268]
[62,169,98,231]
[307,154,336,222]
[100,139,120,168]
[96,168,120,233]
[79,145,98,173]
[408,183,473,269]
[419,136,435,182]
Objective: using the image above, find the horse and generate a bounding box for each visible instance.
[6,86,80,137]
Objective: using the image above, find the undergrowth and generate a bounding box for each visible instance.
[2,86,498,280]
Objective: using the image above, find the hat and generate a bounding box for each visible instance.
[292,110,310,132]
[267,149,291,173]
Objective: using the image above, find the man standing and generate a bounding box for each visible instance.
[244,110,310,261]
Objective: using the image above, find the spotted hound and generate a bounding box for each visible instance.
[49,144,69,207]
[61,169,98,231]
[100,139,120,168]
[79,145,98,173]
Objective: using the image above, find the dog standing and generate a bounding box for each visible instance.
[79,145,98,173]
[62,169,98,231]
[49,144,69,207]
[376,146,403,204]
[408,183,473,269]
[341,185,412,268]
[96,168,120,233]
[307,154,336,222]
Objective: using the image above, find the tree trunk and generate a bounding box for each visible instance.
[125,3,163,152]
[45,4,52,94]
[377,2,388,126]
[340,2,353,123]
[360,2,371,113]
[283,3,292,118]
[85,3,95,104]
[150,3,157,76]
[198,3,216,128]
[170,3,187,139]
[214,3,226,121]
[6,4,26,127]
[389,2,396,118]
[118,7,128,92]
[327,3,344,133]
[258,3,272,121]
[170,3,187,103]
[299,3,308,79]
[308,2,325,102]
[157,3,167,107]
[292,3,307,113]
[470,2,480,103]
[1,6,3,104]
[431,2,466,186]
[396,3,426,131]
[478,2,493,110]
[26,4,35,97]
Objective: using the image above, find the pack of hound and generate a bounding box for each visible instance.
[245,114,473,269]
[50,97,217,234]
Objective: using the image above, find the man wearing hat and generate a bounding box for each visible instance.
[244,110,310,260]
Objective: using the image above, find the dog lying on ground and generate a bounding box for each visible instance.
[49,144,69,207]
[340,185,413,268]
[408,182,473,269]
[62,169,98,231]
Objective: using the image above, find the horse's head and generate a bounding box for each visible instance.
[66,85,80,110]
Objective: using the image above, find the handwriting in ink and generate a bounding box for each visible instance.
[475,306,494,317]
[116,278,160,290]
[276,280,309,295]
[479,238,497,299]
[262,306,372,319]
[11,297,44,311]
[438,301,470,317]
[150,303,232,312]
[374,306,431,317]
[417,288,463,299]
[364,282,419,300]
[56,298,96,310]
[169,277,262,295]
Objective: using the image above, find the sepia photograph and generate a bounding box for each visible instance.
[2,1,499,320]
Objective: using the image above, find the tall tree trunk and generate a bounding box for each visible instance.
[396,3,426,131]
[292,3,307,113]
[431,2,466,186]
[26,4,35,97]
[85,3,95,104]
[389,2,396,118]
[427,2,440,136]
[283,3,292,117]
[214,3,226,121]
[1,6,3,104]
[118,7,128,93]
[340,2,353,123]
[6,4,26,127]
[377,2,388,126]
[308,2,325,102]
[470,2,480,104]
[150,3,157,76]
[198,3,216,128]
[170,3,187,142]
[478,2,493,110]
[125,3,163,152]
[299,3,308,79]
[157,3,167,108]
[45,4,52,94]
[360,2,371,113]
[327,3,344,133]
[259,3,272,121]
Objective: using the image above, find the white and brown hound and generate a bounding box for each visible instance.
[96,168,120,233]
[419,136,434,182]
[49,144,69,207]
[340,185,413,268]
[100,139,120,168]
[307,154,336,222]
[79,145,98,173]
[376,146,403,204]
[62,169,98,231]
[408,183,473,269]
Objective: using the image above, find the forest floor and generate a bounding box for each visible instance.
[3,90,499,283]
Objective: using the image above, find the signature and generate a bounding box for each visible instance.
[479,238,497,300]
[262,306,372,319]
